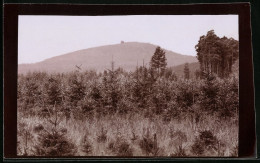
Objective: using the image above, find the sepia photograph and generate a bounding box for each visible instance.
[17,15,239,157]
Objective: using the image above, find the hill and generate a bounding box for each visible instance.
[170,62,200,78]
[18,42,198,74]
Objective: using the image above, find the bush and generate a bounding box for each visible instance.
[33,107,76,156]
[199,130,217,149]
[97,127,107,143]
[33,124,44,133]
[200,74,219,113]
[34,130,76,156]
[139,129,160,156]
[191,130,218,156]
[117,141,133,156]
[108,138,133,156]
[216,77,239,119]
[191,139,204,156]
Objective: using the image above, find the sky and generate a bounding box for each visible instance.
[18,15,238,64]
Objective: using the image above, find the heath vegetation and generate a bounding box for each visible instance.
[17,30,238,157]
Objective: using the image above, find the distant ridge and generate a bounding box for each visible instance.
[18,42,198,74]
[170,62,200,78]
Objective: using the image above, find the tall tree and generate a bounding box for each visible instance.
[150,46,167,77]
[101,61,121,114]
[184,63,190,80]
[195,30,219,74]
[45,76,62,106]
[67,73,86,106]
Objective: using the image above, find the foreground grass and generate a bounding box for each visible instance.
[17,111,238,157]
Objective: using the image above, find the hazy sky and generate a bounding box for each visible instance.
[18,15,238,64]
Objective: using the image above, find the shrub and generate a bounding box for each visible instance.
[191,139,204,156]
[34,130,76,156]
[199,130,217,149]
[117,141,133,156]
[33,124,44,133]
[67,73,86,106]
[216,77,239,119]
[191,130,218,156]
[200,74,219,113]
[97,127,107,143]
[74,99,95,121]
[176,83,194,109]
[139,129,160,156]
[107,137,133,156]
[163,101,182,122]
[45,76,62,106]
[19,74,42,115]
[34,107,76,156]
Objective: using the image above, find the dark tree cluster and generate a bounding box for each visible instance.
[195,30,238,78]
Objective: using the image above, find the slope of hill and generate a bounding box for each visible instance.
[170,62,200,78]
[18,42,198,74]
[171,60,239,78]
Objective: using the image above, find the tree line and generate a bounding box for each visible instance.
[195,30,238,78]
[18,68,238,122]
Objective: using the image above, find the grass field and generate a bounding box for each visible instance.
[18,109,238,157]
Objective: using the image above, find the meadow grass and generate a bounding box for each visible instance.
[17,110,238,157]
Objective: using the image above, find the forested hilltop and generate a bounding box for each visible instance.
[18,30,239,157]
